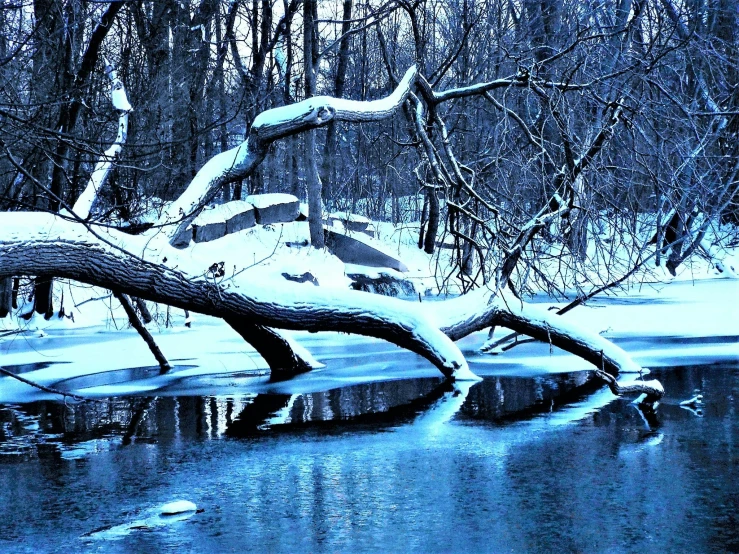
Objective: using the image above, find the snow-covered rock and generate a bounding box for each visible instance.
[245,193,299,225]
[324,226,409,272]
[327,212,371,233]
[192,201,256,243]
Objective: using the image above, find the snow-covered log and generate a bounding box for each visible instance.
[0,212,473,380]
[161,65,419,245]
[594,369,664,404]
[0,210,660,387]
[432,288,647,378]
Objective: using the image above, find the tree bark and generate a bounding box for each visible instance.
[226,318,314,379]
[134,297,154,325]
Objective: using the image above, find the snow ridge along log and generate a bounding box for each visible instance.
[0,212,474,381]
[432,287,652,382]
[162,66,418,245]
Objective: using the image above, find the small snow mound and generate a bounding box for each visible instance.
[244,193,298,209]
[160,500,197,516]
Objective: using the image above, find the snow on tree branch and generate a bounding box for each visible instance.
[160,66,418,244]
[70,59,132,220]
[0,211,476,381]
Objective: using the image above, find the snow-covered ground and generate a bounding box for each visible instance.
[1,215,737,403]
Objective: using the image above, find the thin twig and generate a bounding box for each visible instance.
[0,366,98,402]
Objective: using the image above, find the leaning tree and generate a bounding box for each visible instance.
[13,0,739,403]
[0,59,665,402]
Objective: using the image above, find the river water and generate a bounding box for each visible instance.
[0,279,738,552]
[1,362,738,553]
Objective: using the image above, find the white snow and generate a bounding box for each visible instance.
[160,500,197,515]
[244,193,298,209]
[192,200,253,225]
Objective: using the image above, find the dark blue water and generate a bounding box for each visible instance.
[1,362,738,553]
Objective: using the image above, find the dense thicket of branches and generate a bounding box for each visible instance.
[1,0,736,290]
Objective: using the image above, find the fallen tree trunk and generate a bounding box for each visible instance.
[0,212,472,380]
[435,287,646,377]
[0,212,659,390]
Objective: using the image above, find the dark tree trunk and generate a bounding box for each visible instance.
[304,0,324,248]
[320,0,353,203]
[0,277,12,318]
[424,189,440,254]
[33,277,53,320]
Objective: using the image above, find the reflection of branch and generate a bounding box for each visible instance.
[594,369,664,404]
[227,379,457,436]
[122,397,154,445]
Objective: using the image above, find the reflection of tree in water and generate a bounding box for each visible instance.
[460,372,601,424]
[0,396,250,457]
[3,364,730,459]
[227,378,452,437]
[0,373,626,455]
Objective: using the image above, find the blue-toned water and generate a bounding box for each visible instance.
[1,362,737,553]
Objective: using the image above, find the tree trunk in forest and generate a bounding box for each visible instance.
[0,277,11,318]
[11,278,19,310]
[418,192,428,249]
[304,0,324,249]
[424,189,440,254]
[320,0,353,204]
[33,277,53,320]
